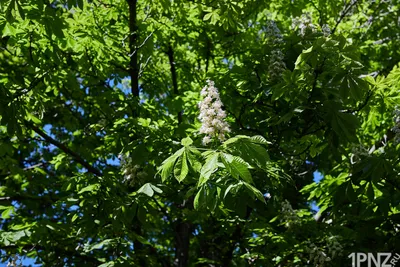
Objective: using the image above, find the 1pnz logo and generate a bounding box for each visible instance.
[348,253,400,267]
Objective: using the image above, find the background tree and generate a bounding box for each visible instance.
[0,0,399,266]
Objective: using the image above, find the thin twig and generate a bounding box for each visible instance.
[26,122,102,176]
[332,0,359,34]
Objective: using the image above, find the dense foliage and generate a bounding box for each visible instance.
[1,0,400,266]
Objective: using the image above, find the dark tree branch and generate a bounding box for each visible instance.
[345,90,373,113]
[1,244,101,264]
[308,58,326,104]
[221,208,252,265]
[332,0,359,35]
[0,193,60,203]
[370,127,396,153]
[25,122,103,177]
[310,0,324,26]
[166,45,182,124]
[174,220,191,267]
[127,0,139,97]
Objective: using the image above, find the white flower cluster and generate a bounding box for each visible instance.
[281,200,299,227]
[199,80,230,145]
[265,20,283,44]
[392,108,400,144]
[265,20,286,81]
[292,13,317,37]
[350,144,369,164]
[305,241,331,266]
[327,236,343,258]
[120,155,148,186]
[322,24,331,37]
[268,50,286,81]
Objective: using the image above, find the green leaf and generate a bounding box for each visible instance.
[203,12,213,21]
[2,23,16,37]
[243,182,266,203]
[346,182,357,202]
[1,206,14,219]
[181,137,193,146]
[132,232,151,245]
[150,184,163,194]
[137,183,154,197]
[98,262,115,267]
[159,148,184,182]
[78,184,100,194]
[250,135,270,145]
[72,214,79,222]
[194,187,204,210]
[366,182,374,201]
[330,110,360,143]
[224,183,242,198]
[174,151,189,182]
[15,1,25,20]
[221,154,253,184]
[199,152,219,186]
[89,239,113,251]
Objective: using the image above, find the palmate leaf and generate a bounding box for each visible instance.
[224,183,243,198]
[223,135,270,169]
[249,135,271,145]
[198,152,219,186]
[194,186,205,210]
[137,183,162,197]
[159,147,184,182]
[324,101,360,143]
[243,182,266,203]
[174,151,189,182]
[187,147,203,173]
[221,153,253,184]
[223,135,270,146]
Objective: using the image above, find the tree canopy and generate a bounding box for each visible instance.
[0,0,400,266]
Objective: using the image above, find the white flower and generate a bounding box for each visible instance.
[392,107,400,144]
[292,13,317,37]
[206,109,216,116]
[322,24,331,36]
[212,100,223,109]
[202,136,212,145]
[202,96,212,104]
[216,110,226,119]
[218,133,226,141]
[198,80,231,145]
[265,20,283,43]
[268,49,286,81]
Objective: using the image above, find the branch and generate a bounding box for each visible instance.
[128,31,155,57]
[127,0,139,97]
[1,244,101,264]
[344,90,373,113]
[25,122,102,176]
[0,193,60,203]
[308,58,326,104]
[23,163,43,170]
[332,0,359,34]
[369,127,396,154]
[310,0,324,26]
[285,143,312,157]
[152,196,172,224]
[13,71,48,100]
[166,45,182,124]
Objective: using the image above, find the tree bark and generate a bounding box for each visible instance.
[127,0,139,97]
[167,45,182,124]
[174,219,191,267]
